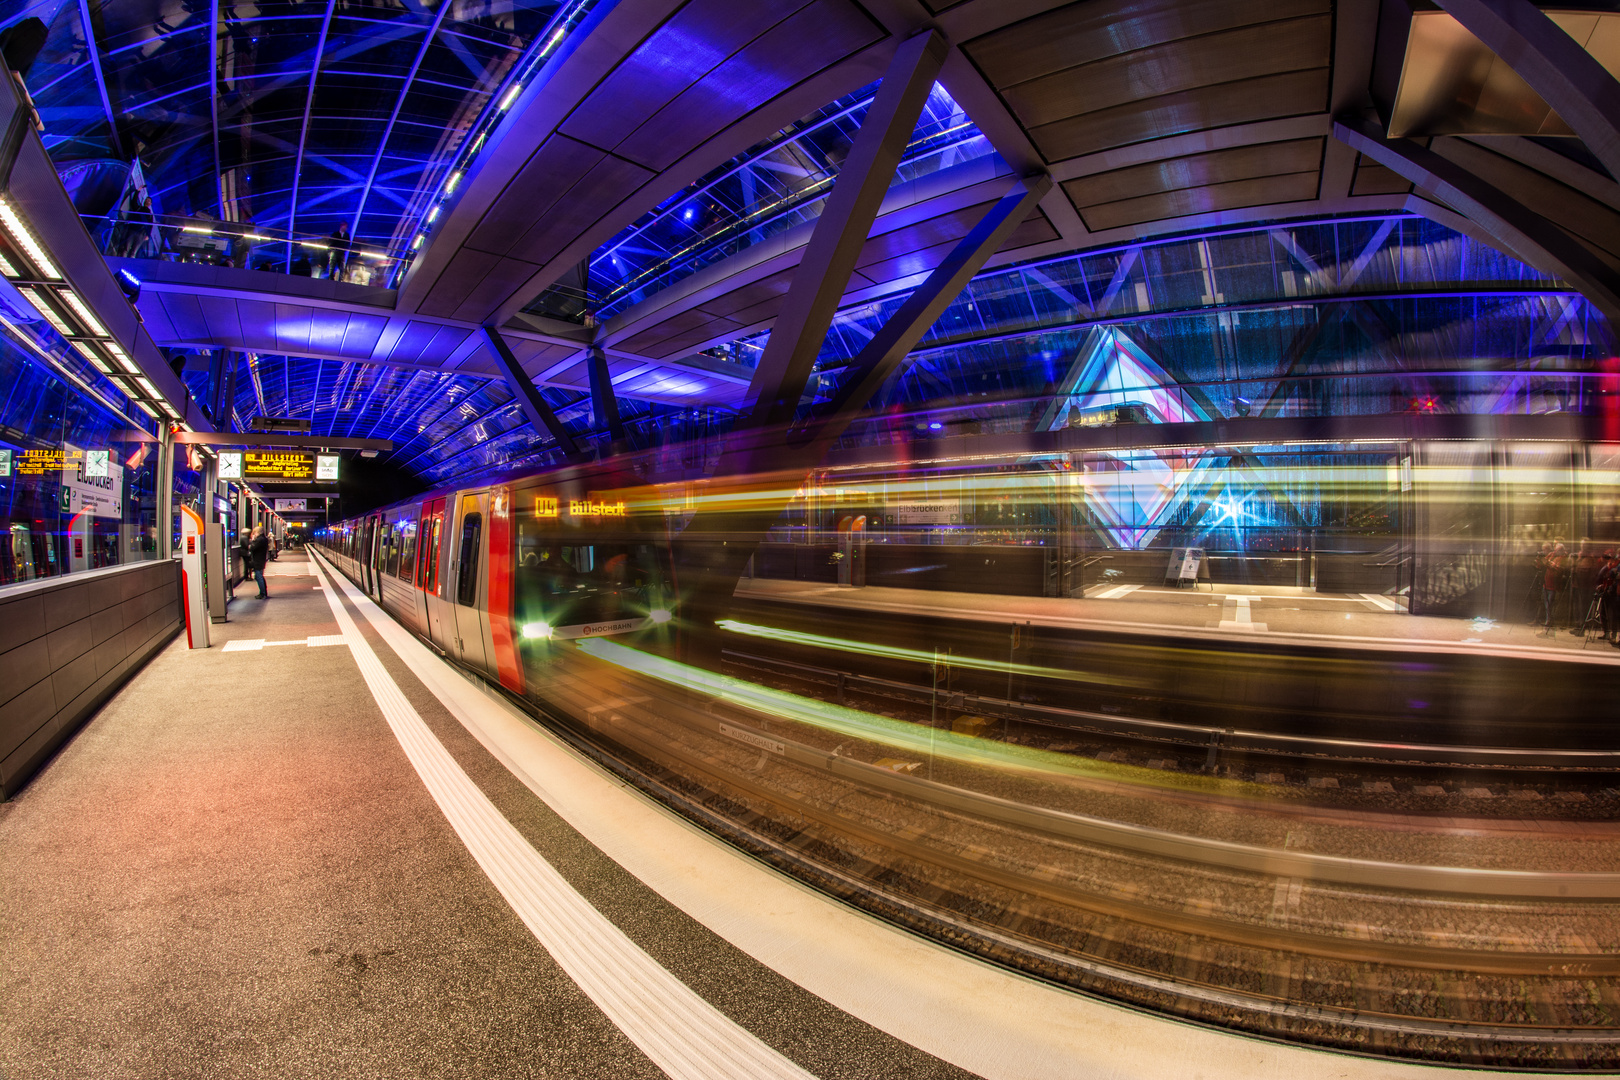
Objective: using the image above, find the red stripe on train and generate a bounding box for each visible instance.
[487,485,525,694]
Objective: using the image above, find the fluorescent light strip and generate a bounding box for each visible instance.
[136,377,159,396]
[71,341,112,372]
[181,225,213,235]
[0,197,60,279]
[102,341,139,373]
[58,289,109,337]
[0,251,17,278]
[18,286,74,336]
[130,398,161,419]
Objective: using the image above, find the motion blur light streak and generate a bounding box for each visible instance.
[579,637,1189,787]
[714,618,1144,689]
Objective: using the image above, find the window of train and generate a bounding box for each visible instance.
[380,520,398,577]
[511,500,662,633]
[456,513,482,606]
[395,514,418,583]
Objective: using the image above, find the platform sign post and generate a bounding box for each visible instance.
[1165,546,1206,588]
[179,505,210,648]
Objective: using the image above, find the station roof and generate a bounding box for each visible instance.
[13,0,1620,478]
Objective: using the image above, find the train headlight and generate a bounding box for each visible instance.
[521,621,554,640]
[649,608,672,624]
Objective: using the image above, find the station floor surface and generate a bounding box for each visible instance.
[737,577,1620,663]
[0,552,1564,1078]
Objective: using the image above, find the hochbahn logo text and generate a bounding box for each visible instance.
[582,620,638,635]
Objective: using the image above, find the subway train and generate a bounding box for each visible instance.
[314,455,1620,1068]
[318,458,676,695]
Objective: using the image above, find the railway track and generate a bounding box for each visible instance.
[497,647,1620,1068]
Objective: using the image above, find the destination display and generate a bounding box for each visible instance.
[216,450,333,483]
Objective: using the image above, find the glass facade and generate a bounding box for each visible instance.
[0,324,162,587]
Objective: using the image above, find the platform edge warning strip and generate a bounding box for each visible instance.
[307,557,817,1080]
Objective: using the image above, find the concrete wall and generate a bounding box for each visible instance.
[0,560,181,798]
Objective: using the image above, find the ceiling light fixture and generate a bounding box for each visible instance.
[17,286,72,336]
[0,196,60,279]
[58,289,109,337]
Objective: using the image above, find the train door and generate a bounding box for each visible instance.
[836,514,866,587]
[448,492,487,668]
[419,497,450,651]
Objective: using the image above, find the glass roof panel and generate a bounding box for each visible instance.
[530,80,1000,325]
[24,0,580,262]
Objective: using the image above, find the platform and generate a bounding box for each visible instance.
[0,551,1571,1078]
[737,577,1620,664]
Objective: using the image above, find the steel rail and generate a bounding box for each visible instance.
[725,648,1620,770]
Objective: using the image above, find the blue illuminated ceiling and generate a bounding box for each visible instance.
[534,79,997,324]
[20,0,577,262]
[13,0,1620,486]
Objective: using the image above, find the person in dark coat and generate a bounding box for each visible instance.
[250,525,270,599]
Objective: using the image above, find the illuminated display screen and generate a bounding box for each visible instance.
[242,451,315,482]
[15,447,84,476]
[316,454,339,481]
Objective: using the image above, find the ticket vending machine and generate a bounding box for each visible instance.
[205,521,228,623]
[179,505,210,648]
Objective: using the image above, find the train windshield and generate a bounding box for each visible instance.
[513,512,663,634]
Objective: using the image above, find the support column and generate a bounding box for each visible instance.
[741,30,948,433]
[587,344,626,449]
[482,326,580,457]
[157,424,174,560]
[797,173,1051,454]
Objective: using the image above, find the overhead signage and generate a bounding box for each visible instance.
[242,451,315,482]
[315,453,340,481]
[217,450,243,480]
[274,499,307,511]
[0,449,10,477]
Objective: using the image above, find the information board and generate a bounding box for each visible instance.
[274,499,307,511]
[242,451,315,482]
[315,453,340,481]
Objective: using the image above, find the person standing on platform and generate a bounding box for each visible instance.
[1541,542,1567,635]
[1599,551,1620,646]
[250,525,269,599]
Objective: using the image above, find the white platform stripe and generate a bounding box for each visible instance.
[308,558,815,1080]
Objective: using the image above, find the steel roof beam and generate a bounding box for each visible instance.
[1333,115,1620,323]
[587,344,626,450]
[482,326,580,457]
[1433,0,1620,182]
[741,29,948,432]
[798,171,1052,452]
